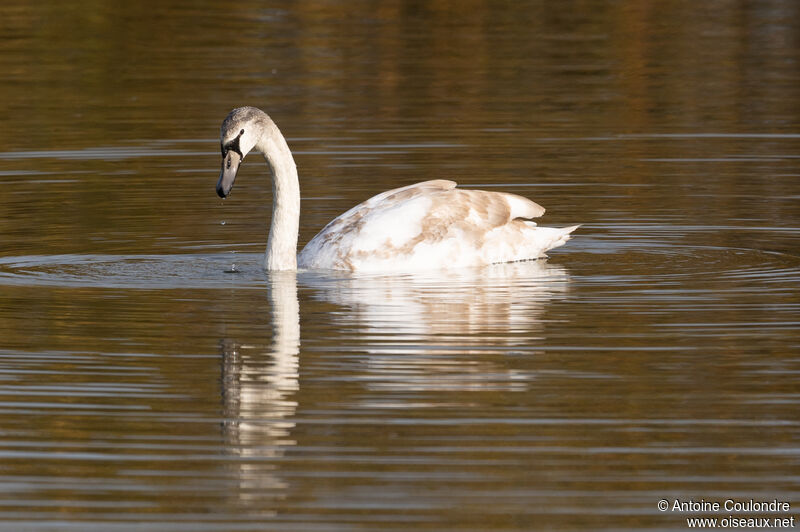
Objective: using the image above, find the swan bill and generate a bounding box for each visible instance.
[216,150,243,198]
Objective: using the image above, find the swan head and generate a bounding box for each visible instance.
[216,106,266,198]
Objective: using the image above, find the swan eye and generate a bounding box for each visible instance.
[240,129,245,135]
[221,130,244,160]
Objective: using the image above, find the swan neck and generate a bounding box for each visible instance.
[257,128,299,271]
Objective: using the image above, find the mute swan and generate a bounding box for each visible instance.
[216,106,578,271]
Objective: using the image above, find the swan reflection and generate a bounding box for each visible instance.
[220,271,299,499]
[220,260,569,503]
[302,260,570,393]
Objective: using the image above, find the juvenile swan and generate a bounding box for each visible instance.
[216,106,578,271]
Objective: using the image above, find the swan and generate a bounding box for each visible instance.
[216,106,578,271]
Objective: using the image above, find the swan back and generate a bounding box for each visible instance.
[298,180,575,271]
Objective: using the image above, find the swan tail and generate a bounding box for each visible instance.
[540,224,580,255]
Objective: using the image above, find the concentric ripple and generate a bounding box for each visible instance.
[0,238,798,290]
[0,253,267,289]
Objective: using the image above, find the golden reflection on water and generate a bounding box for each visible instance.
[0,0,798,530]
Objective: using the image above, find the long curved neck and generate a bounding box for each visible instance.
[257,125,299,271]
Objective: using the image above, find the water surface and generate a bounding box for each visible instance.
[0,1,799,530]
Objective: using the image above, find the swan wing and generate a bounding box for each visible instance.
[298,180,571,271]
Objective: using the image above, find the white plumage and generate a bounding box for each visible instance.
[216,107,578,272]
[298,179,578,271]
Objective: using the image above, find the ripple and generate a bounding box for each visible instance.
[0,253,267,289]
[565,232,800,285]
[1,236,798,292]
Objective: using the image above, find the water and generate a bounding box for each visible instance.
[1,1,799,530]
